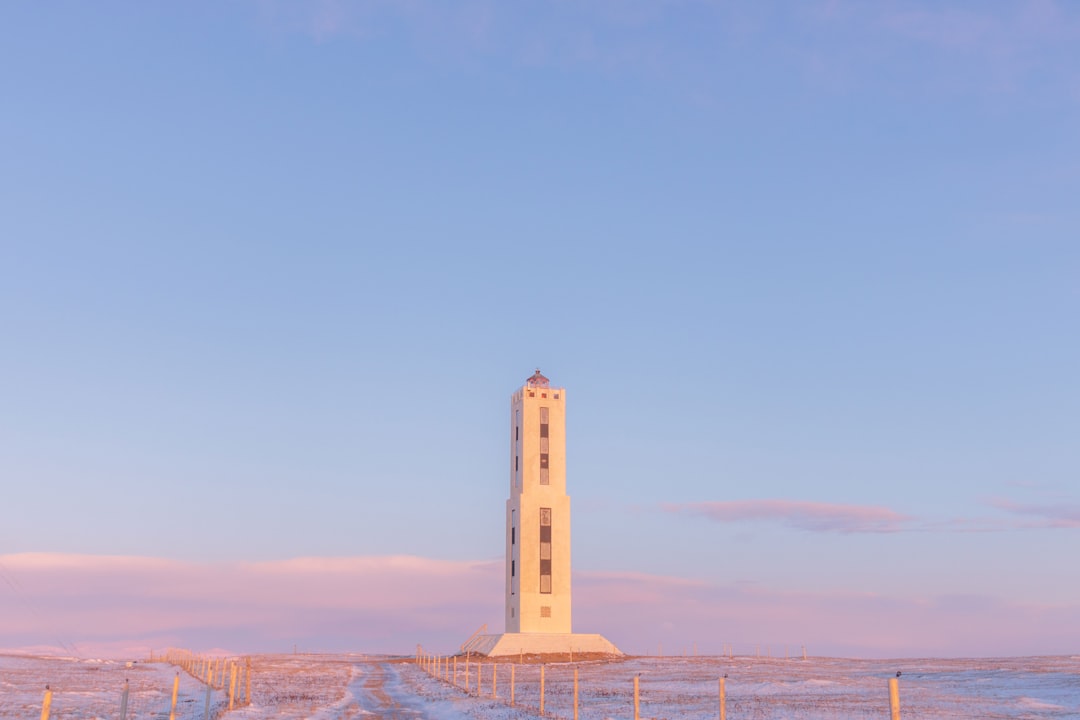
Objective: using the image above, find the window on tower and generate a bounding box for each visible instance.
[539,407,550,484]
[539,508,552,594]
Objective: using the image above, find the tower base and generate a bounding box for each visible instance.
[464,633,622,657]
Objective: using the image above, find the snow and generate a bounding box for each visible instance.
[2,652,1078,719]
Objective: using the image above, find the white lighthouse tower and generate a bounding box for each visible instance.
[467,370,621,657]
[506,369,572,633]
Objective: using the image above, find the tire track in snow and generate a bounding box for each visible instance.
[346,663,426,720]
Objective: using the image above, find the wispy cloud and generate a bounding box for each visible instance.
[578,568,1080,658]
[3,553,1078,659]
[246,0,1080,103]
[0,553,502,657]
[664,500,913,533]
[988,498,1080,529]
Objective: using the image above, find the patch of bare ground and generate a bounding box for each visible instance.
[244,654,357,716]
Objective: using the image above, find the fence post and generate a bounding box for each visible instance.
[169,672,180,720]
[540,665,546,716]
[203,683,212,720]
[40,685,53,720]
[633,675,640,720]
[510,664,516,706]
[718,677,726,720]
[119,679,130,720]
[229,661,238,710]
[465,656,470,693]
[492,663,498,699]
[888,677,901,720]
[573,667,579,720]
[454,656,458,686]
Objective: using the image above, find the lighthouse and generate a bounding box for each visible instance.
[465,370,621,657]
[506,369,572,633]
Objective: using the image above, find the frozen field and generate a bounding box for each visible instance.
[2,652,1078,719]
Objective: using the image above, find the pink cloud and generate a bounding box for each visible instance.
[665,500,912,533]
[574,571,1080,658]
[0,553,503,657]
[3,553,1077,659]
[987,498,1080,529]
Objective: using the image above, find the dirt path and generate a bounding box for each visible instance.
[347,662,427,720]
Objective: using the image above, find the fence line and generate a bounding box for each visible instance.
[155,648,254,718]
[413,646,904,720]
[33,655,240,720]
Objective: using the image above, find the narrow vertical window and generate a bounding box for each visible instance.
[539,407,550,484]
[539,508,552,593]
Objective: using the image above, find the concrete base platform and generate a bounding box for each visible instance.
[464,633,622,657]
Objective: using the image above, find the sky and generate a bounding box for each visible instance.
[1,0,1078,659]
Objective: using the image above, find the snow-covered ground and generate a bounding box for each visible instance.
[3,652,1078,719]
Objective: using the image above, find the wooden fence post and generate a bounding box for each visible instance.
[540,665,546,716]
[465,656,470,693]
[169,673,180,720]
[492,663,498,699]
[119,679,130,720]
[454,656,458,686]
[203,683,212,720]
[510,664,516,706]
[229,661,238,710]
[888,677,901,720]
[40,685,53,720]
[718,677,726,720]
[633,675,640,720]
[573,667,579,720]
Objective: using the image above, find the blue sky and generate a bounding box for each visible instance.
[1,1,1078,657]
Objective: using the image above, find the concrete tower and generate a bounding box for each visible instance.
[464,370,621,657]
[506,369,572,633]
